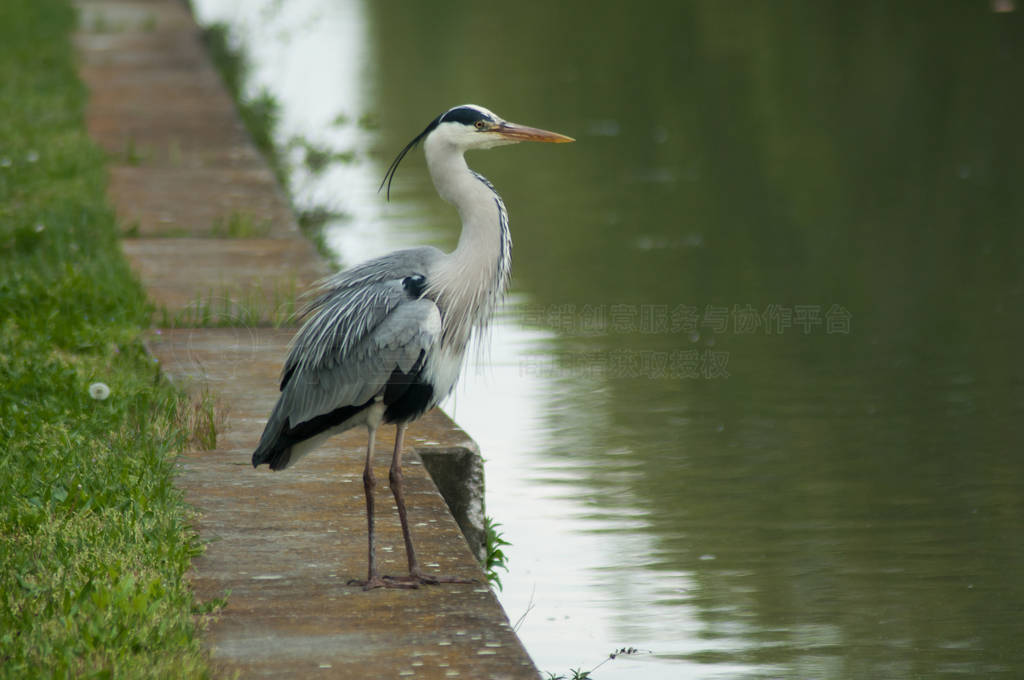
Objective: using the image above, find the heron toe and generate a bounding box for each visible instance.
[383,568,478,586]
[348,575,419,590]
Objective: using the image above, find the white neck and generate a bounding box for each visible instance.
[423,134,511,349]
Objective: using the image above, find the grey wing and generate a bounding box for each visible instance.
[280,284,441,427]
[252,251,444,469]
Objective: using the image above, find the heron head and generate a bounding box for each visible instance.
[380,104,573,199]
[433,104,575,150]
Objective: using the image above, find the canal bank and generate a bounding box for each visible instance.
[73,0,538,677]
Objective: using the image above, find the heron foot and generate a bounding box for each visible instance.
[383,567,477,586]
[347,575,419,591]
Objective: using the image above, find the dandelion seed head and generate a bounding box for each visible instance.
[89,382,111,400]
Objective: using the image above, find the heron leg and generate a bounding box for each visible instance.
[388,423,422,576]
[348,424,415,590]
[385,422,475,586]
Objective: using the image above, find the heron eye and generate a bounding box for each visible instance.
[474,120,486,129]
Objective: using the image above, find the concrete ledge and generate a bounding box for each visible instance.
[419,446,486,564]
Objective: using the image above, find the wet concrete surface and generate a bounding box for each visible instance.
[73,1,538,677]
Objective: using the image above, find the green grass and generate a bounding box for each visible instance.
[0,1,212,676]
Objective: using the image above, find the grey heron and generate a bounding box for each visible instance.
[252,104,573,589]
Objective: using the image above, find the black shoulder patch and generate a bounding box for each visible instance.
[402,273,427,298]
[382,350,434,424]
[441,106,492,126]
[280,364,296,391]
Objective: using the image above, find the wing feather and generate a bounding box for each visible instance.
[279,285,440,427]
[252,248,444,469]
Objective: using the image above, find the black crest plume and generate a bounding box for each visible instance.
[379,116,441,201]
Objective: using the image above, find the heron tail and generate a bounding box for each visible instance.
[251,404,293,471]
[251,441,292,471]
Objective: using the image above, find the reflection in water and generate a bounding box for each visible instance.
[192,1,1024,677]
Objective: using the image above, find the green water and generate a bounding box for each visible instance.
[194,1,1024,676]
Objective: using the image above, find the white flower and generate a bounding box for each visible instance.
[89,382,111,400]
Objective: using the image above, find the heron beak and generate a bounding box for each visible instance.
[494,121,575,143]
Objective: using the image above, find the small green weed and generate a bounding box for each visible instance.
[210,211,272,238]
[192,591,230,616]
[545,670,591,680]
[240,90,281,170]
[297,205,348,232]
[297,206,347,265]
[289,135,356,175]
[177,387,227,452]
[483,516,511,590]
[158,279,300,328]
[544,647,647,679]
[357,112,380,130]
[118,135,150,165]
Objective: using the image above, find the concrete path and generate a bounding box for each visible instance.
[73,2,539,677]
